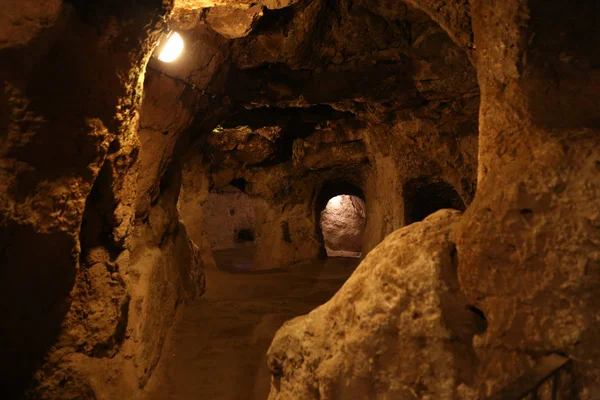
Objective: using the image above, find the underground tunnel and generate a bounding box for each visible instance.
[315,181,367,258]
[180,181,258,270]
[1,1,598,399]
[320,194,366,257]
[403,177,466,225]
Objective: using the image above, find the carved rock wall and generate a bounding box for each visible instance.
[264,0,600,398]
[268,210,484,399]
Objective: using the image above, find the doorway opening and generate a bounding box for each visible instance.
[203,185,257,270]
[403,178,465,225]
[320,195,366,257]
[316,182,366,258]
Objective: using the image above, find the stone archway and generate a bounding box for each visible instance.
[319,195,366,257]
[315,181,366,258]
[202,185,257,251]
[403,178,465,225]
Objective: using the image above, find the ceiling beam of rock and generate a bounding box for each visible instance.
[402,0,474,57]
[173,0,303,38]
[205,5,264,38]
[174,0,300,11]
[0,0,63,49]
[222,0,477,124]
[206,114,368,196]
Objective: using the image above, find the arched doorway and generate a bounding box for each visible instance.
[203,185,257,269]
[403,178,465,225]
[320,195,366,257]
[203,185,256,250]
[316,182,366,258]
[179,180,258,270]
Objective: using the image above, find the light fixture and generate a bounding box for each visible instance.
[147,30,218,98]
[156,31,184,63]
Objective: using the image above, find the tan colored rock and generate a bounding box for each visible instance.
[262,0,300,10]
[0,0,62,50]
[206,5,264,39]
[208,125,281,165]
[402,0,474,57]
[4,0,597,397]
[267,210,484,399]
[203,186,256,250]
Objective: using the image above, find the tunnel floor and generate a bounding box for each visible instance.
[142,245,359,400]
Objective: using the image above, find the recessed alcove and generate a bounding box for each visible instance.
[403,178,466,225]
[319,194,366,257]
[315,181,367,258]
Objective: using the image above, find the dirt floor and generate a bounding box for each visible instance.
[142,244,359,400]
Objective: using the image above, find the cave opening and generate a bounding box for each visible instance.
[320,195,366,258]
[403,178,466,225]
[316,181,366,258]
[203,185,257,270]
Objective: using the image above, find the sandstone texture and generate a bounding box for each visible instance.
[176,0,478,270]
[261,0,600,398]
[320,195,366,255]
[268,210,484,399]
[0,1,213,398]
[202,186,256,250]
[1,0,597,398]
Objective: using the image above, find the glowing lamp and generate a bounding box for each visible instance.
[157,32,184,63]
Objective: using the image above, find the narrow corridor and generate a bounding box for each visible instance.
[143,246,358,400]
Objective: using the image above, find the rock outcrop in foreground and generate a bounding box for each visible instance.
[267,210,484,399]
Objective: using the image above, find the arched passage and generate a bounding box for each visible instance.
[315,181,366,258]
[320,195,366,257]
[203,185,257,251]
[178,173,258,271]
[403,178,466,225]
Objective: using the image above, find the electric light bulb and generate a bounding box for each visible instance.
[158,32,184,63]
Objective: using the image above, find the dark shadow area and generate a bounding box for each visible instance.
[403,178,465,224]
[236,228,255,242]
[229,177,248,192]
[0,224,75,398]
[252,6,296,35]
[467,305,488,334]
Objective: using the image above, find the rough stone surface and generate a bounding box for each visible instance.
[203,186,256,250]
[453,1,600,395]
[263,1,600,398]
[0,1,215,398]
[0,1,174,397]
[206,5,264,39]
[0,0,63,50]
[178,149,218,269]
[320,195,366,254]
[3,0,597,398]
[178,0,479,270]
[267,210,484,399]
